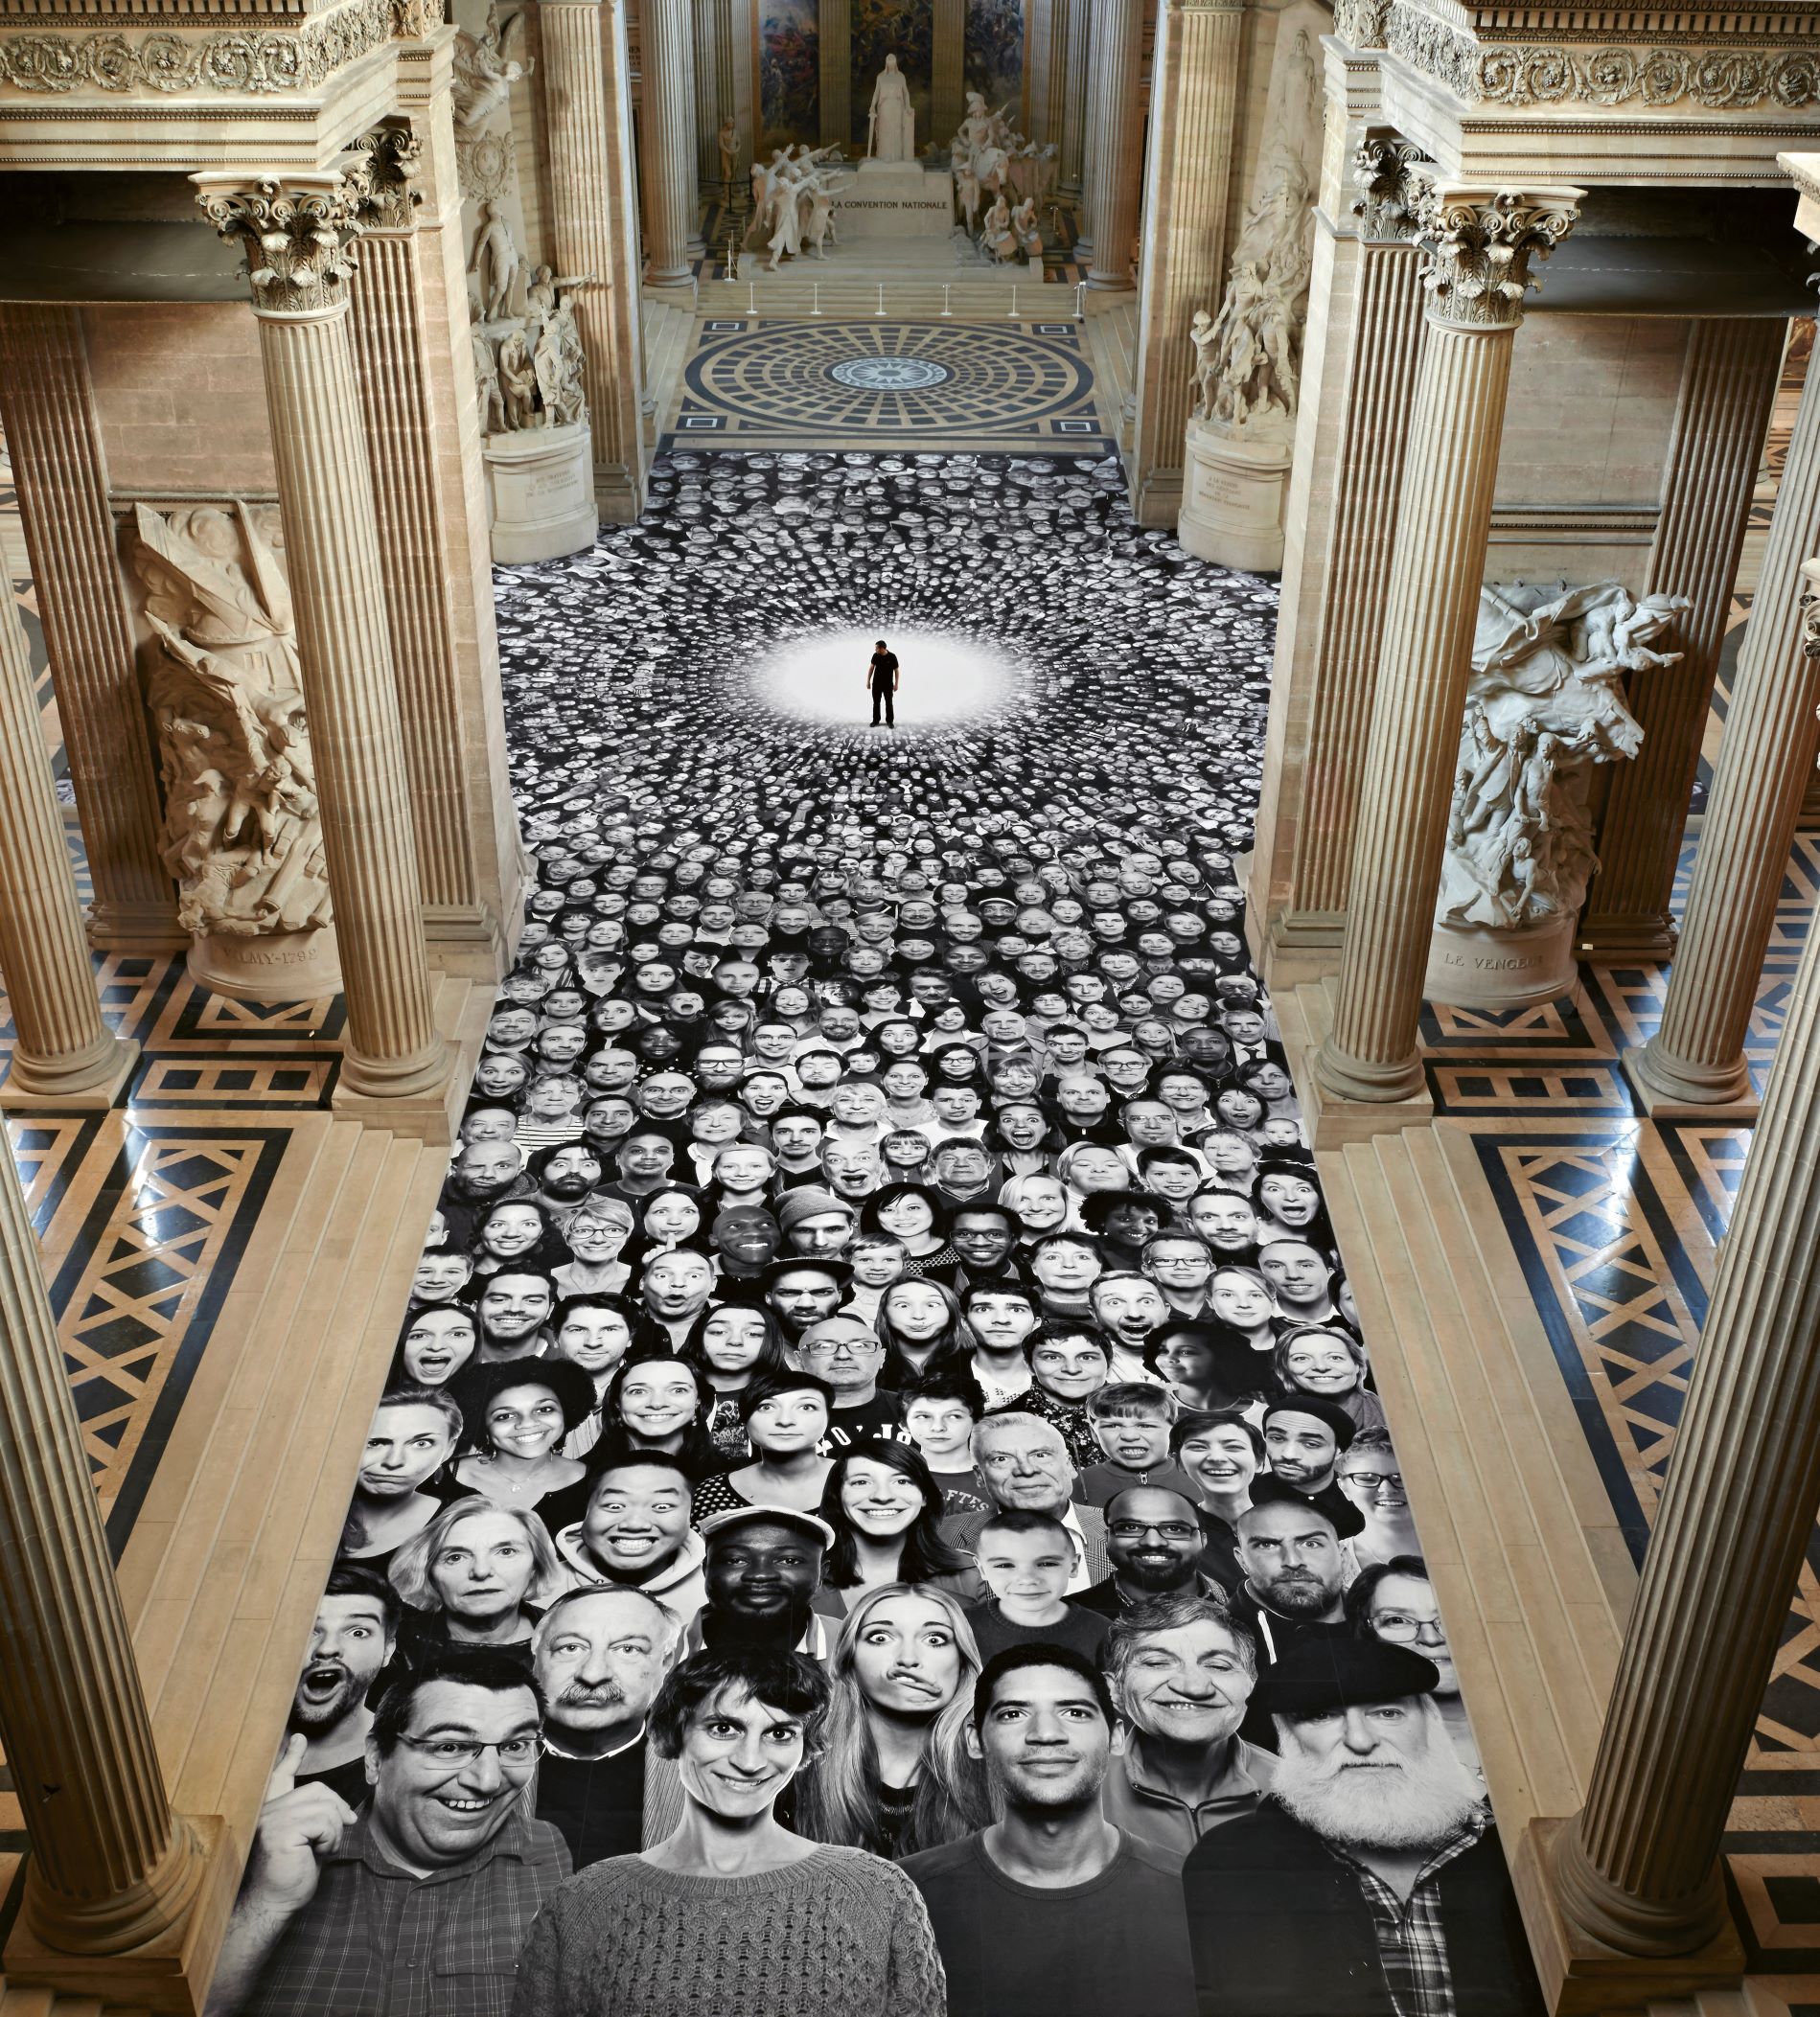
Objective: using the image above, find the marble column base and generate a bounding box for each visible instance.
[1623,1043,1762,1121]
[333,1036,463,1144]
[1425,912,1577,1011]
[1,1031,139,1110]
[2,1810,240,2015]
[1279,977,1436,1150]
[188,925,342,1005]
[485,422,600,564]
[1511,1817,1745,2017]
[1177,416,1292,574]
[1576,908,1678,962]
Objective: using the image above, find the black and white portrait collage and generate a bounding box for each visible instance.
[213,450,1545,2017]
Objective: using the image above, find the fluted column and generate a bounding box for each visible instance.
[196,172,450,1108]
[1626,324,1820,1112]
[0,309,178,951]
[640,0,701,284]
[0,528,139,1106]
[0,1118,228,1983]
[1131,0,1246,522]
[1549,594,1820,1954]
[1251,138,1427,983]
[818,0,850,151]
[541,0,647,519]
[696,0,726,186]
[1082,0,1144,289]
[933,0,966,152]
[1060,0,1089,201]
[1579,319,1784,959]
[1313,180,1581,1108]
[345,116,512,979]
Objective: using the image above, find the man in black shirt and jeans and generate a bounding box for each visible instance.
[867,639,900,726]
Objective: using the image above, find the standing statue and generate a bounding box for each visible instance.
[1011,195,1043,263]
[719,118,740,196]
[469,200,523,321]
[955,162,982,235]
[471,304,506,434]
[1187,308,1219,420]
[1436,581,1691,932]
[130,503,332,946]
[867,53,915,161]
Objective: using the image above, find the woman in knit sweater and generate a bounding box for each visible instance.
[511,1647,947,2017]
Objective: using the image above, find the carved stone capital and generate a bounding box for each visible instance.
[1411,178,1581,330]
[1350,135,1427,242]
[193,172,364,315]
[348,122,424,232]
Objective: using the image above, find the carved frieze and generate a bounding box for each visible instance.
[0,0,392,96]
[1384,0,1820,108]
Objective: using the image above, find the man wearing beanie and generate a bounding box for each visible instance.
[1182,1636,1542,2016]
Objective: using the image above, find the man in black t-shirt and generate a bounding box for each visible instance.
[867,639,900,726]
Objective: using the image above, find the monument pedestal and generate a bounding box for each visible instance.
[484,420,598,564]
[836,160,956,239]
[1177,415,1293,574]
[189,923,342,1004]
[1425,912,1578,1010]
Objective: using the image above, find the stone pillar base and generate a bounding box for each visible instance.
[87,901,189,955]
[485,421,599,565]
[425,903,511,982]
[1,1032,139,1110]
[1511,1817,1746,2017]
[1425,912,1577,1010]
[1622,1047,1762,1122]
[188,925,342,1004]
[644,277,702,307]
[2,1811,239,2017]
[332,1035,463,1144]
[1257,907,1348,993]
[1280,978,1436,1150]
[1177,416,1292,573]
[1133,467,1183,531]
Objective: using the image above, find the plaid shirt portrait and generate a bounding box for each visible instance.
[1326,1810,1490,2017]
[243,1807,571,2017]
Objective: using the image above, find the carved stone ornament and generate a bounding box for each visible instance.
[1383,1,1820,110]
[1350,135,1426,242]
[1801,558,1820,661]
[1333,0,1388,48]
[1412,180,1579,330]
[130,502,333,946]
[348,123,424,232]
[0,0,389,96]
[390,0,447,39]
[195,172,365,315]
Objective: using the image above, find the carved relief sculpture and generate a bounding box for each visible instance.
[451,3,527,202]
[1188,19,1323,434]
[130,502,333,949]
[1438,581,1691,931]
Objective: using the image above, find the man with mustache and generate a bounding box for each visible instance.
[532,1587,685,1867]
[1077,1486,1217,1619]
[903,1644,1197,2017]
[1100,1593,1270,1856]
[1183,1636,1538,2016]
[287,1566,398,1808]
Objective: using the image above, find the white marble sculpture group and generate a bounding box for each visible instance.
[130,502,333,951]
[746,143,852,269]
[949,90,1051,261]
[467,206,589,434]
[1440,581,1690,933]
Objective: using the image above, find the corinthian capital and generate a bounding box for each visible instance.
[347,123,425,232]
[1350,136,1428,243]
[1411,179,1582,330]
[192,172,365,315]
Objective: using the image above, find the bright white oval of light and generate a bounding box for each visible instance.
[749,627,1018,728]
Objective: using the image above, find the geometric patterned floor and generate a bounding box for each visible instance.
[671,316,1115,452]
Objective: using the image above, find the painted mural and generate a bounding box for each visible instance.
[851,0,934,151]
[965,0,1024,116]
[761,0,820,149]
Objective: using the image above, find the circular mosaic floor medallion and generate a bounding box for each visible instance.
[828,355,953,390]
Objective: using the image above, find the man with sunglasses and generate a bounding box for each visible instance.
[211,1646,569,2015]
